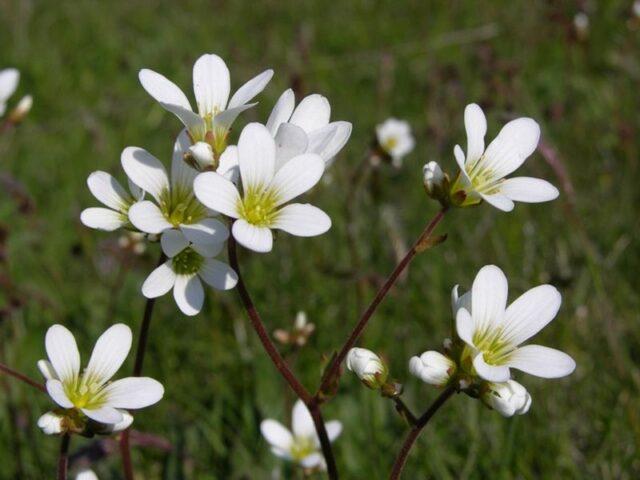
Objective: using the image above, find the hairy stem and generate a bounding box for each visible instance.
[391,396,417,426]
[120,251,166,480]
[57,434,71,480]
[0,362,46,393]
[314,207,448,400]
[228,237,339,479]
[388,386,456,480]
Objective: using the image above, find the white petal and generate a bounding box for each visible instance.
[455,308,475,347]
[191,241,224,258]
[505,345,576,379]
[199,258,238,290]
[325,420,342,442]
[180,218,229,245]
[305,124,336,159]
[128,201,173,234]
[464,103,487,164]
[313,121,352,165]
[173,274,204,316]
[270,153,324,206]
[228,69,274,109]
[171,129,199,191]
[82,406,124,425]
[499,177,559,203]
[451,285,472,317]
[193,171,241,218]
[86,171,130,211]
[266,89,295,136]
[291,400,315,439]
[217,145,240,183]
[107,410,134,433]
[290,94,330,133]
[193,54,230,116]
[213,103,256,130]
[471,265,509,332]
[101,377,164,409]
[272,203,331,237]
[260,419,293,451]
[0,68,19,103]
[81,208,127,231]
[121,147,170,203]
[454,144,467,173]
[238,123,276,190]
[45,379,74,408]
[45,325,80,384]
[85,324,132,385]
[76,470,100,480]
[473,353,511,382]
[483,117,541,178]
[502,285,562,346]
[274,123,309,170]
[232,220,273,253]
[37,360,58,381]
[480,192,515,212]
[138,69,203,132]
[128,179,144,201]
[160,229,189,257]
[300,453,324,469]
[142,261,177,298]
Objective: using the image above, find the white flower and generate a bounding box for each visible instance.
[450,103,558,211]
[409,351,456,387]
[482,380,532,417]
[194,123,331,253]
[260,400,342,470]
[573,12,589,36]
[81,172,144,231]
[634,1,640,18]
[142,229,238,316]
[375,118,415,167]
[122,130,233,243]
[265,89,352,168]
[76,469,99,480]
[454,265,576,382]
[0,68,19,117]
[37,411,65,435]
[423,161,445,196]
[38,324,164,427]
[346,348,388,388]
[139,54,273,153]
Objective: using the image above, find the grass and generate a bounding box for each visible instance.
[0,0,639,478]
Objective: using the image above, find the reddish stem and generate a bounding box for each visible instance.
[0,362,46,393]
[57,434,71,480]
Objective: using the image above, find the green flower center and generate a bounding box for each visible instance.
[472,326,515,365]
[171,247,204,275]
[64,375,108,409]
[290,436,317,461]
[159,186,207,227]
[238,187,280,227]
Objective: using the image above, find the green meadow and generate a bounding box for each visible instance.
[0,0,639,478]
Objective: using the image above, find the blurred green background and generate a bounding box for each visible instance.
[1,0,639,478]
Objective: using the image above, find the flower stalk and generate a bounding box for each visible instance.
[57,433,71,480]
[0,362,46,393]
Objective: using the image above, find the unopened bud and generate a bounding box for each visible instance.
[76,469,100,480]
[409,351,456,387]
[37,411,65,435]
[482,380,531,417]
[91,411,134,434]
[346,348,388,389]
[187,142,215,170]
[8,95,32,123]
[422,161,450,206]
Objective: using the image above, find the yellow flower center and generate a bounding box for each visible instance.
[237,187,280,227]
[159,186,207,227]
[472,326,515,366]
[64,375,108,410]
[383,136,398,152]
[290,436,317,461]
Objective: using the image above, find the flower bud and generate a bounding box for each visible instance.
[423,161,443,190]
[8,95,32,123]
[187,142,215,170]
[409,351,456,387]
[37,411,65,435]
[346,348,388,389]
[92,411,134,434]
[76,469,99,480]
[482,380,532,417]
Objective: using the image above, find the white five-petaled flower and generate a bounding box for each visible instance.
[346,347,388,388]
[375,118,415,167]
[482,380,532,417]
[142,229,238,316]
[194,123,331,253]
[0,68,19,117]
[409,351,456,387]
[450,103,559,211]
[266,89,352,168]
[139,53,273,153]
[122,131,234,244]
[453,265,576,382]
[260,400,342,471]
[38,324,164,428]
[80,171,144,231]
